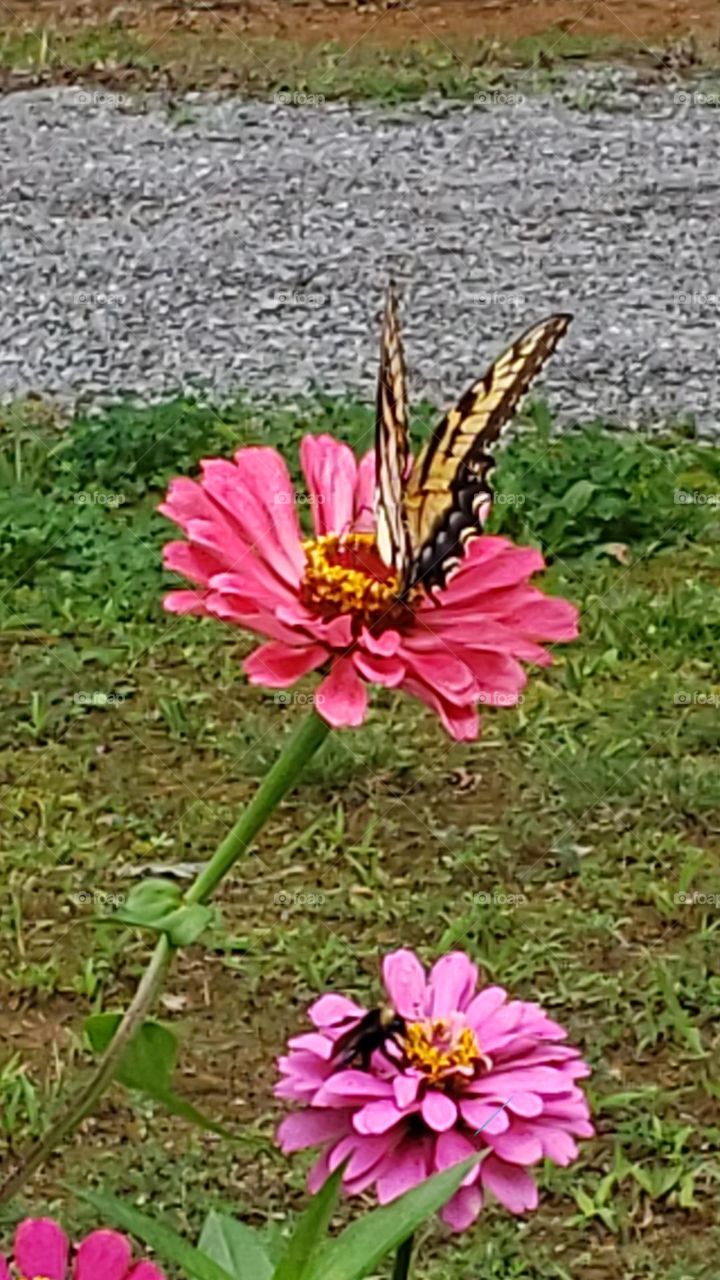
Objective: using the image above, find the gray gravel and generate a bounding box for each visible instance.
[1,74,719,429]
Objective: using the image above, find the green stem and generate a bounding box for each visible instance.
[186,708,331,905]
[392,1235,414,1280]
[0,709,331,1205]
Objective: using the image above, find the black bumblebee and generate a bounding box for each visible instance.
[331,1004,407,1071]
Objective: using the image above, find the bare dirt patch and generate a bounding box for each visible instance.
[7,0,720,57]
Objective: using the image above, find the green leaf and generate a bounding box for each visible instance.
[199,1211,273,1280]
[574,1187,596,1216]
[307,1155,481,1280]
[85,1015,235,1138]
[117,878,182,925]
[273,1165,344,1280]
[562,479,597,516]
[73,1188,237,1280]
[114,879,212,945]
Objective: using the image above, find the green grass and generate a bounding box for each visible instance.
[0,393,719,1278]
[0,23,715,102]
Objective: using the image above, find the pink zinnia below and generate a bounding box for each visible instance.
[160,434,578,740]
[276,949,593,1231]
[0,1218,164,1280]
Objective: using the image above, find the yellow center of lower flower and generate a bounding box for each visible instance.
[402,1018,484,1085]
[301,532,419,626]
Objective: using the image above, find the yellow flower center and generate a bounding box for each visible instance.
[300,532,420,627]
[402,1017,485,1086]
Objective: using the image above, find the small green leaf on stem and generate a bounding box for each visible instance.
[199,1211,274,1280]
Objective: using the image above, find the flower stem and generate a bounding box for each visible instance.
[392,1235,414,1280]
[185,708,331,905]
[0,709,331,1205]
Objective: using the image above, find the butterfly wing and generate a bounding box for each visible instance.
[403,313,571,594]
[375,282,412,579]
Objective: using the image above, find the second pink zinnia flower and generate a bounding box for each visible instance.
[276,949,593,1231]
[160,434,577,740]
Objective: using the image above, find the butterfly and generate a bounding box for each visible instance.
[374,283,571,598]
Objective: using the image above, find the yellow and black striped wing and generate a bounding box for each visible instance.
[403,314,571,593]
[375,282,412,578]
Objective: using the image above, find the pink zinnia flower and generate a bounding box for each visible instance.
[0,1218,164,1280]
[276,949,593,1231]
[159,435,577,741]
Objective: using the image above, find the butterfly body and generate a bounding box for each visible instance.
[374,285,571,598]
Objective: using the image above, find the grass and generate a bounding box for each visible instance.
[0,22,716,102]
[0,392,719,1278]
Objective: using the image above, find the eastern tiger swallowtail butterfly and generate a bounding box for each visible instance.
[374,283,571,598]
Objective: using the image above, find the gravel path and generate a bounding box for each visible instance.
[1,77,719,429]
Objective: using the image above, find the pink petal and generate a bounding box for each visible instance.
[277,1109,352,1153]
[316,658,368,728]
[0,1256,10,1280]
[458,1099,510,1135]
[537,1127,579,1164]
[227,448,305,582]
[421,1091,457,1132]
[465,986,507,1031]
[126,1264,166,1280]
[244,641,327,688]
[309,994,367,1028]
[162,590,210,617]
[315,1070,393,1104]
[428,953,478,1016]
[74,1230,132,1280]
[398,675,479,742]
[469,1067,578,1096]
[15,1219,69,1280]
[442,538,545,595]
[486,1122,544,1165]
[507,1092,544,1118]
[287,1033,334,1059]
[353,450,376,533]
[440,1185,484,1231]
[308,1149,332,1193]
[382,950,427,1019]
[375,1137,432,1204]
[360,626,401,657]
[300,434,358,536]
[434,1130,480,1183]
[354,1099,406,1135]
[163,539,224,587]
[393,1073,421,1109]
[353,651,406,688]
[481,1155,539,1213]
